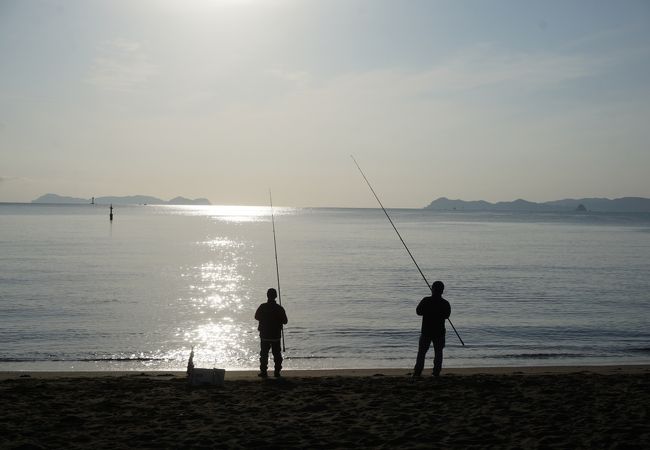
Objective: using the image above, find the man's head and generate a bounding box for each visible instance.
[267,288,277,300]
[431,280,444,295]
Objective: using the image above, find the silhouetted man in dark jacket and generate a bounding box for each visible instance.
[413,280,451,377]
[255,288,288,378]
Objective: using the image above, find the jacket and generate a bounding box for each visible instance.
[255,300,288,340]
[416,295,451,338]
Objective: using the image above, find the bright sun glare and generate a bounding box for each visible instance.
[167,205,295,223]
[161,0,256,12]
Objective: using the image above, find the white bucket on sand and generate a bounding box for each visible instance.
[188,368,226,386]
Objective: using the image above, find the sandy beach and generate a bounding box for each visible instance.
[1,366,649,449]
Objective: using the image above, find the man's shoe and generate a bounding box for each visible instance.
[274,371,281,378]
[409,373,422,383]
[258,372,268,379]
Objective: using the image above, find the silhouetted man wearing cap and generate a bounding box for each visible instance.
[255,288,288,378]
[413,280,451,378]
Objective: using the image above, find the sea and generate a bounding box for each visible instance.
[1,203,649,372]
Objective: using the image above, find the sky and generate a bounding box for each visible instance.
[1,0,649,207]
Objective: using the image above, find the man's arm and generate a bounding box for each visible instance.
[280,306,288,325]
[416,298,426,316]
[254,305,262,321]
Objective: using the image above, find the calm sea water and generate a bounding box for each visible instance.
[1,203,649,371]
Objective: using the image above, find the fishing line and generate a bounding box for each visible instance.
[269,190,286,352]
[351,155,465,346]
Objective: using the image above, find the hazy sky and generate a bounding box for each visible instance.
[1,0,649,207]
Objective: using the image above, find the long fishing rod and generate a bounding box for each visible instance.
[269,190,286,352]
[351,155,465,346]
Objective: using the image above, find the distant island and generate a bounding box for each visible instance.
[425,197,650,213]
[32,193,211,206]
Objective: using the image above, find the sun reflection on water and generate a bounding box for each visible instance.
[179,320,257,368]
[162,204,297,223]
[175,226,263,368]
[201,237,245,249]
[163,203,298,369]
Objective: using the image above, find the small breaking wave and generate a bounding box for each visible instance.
[0,356,168,363]
[488,353,588,360]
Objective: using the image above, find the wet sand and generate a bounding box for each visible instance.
[2,366,649,449]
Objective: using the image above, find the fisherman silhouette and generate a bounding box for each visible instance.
[255,288,288,378]
[413,280,451,378]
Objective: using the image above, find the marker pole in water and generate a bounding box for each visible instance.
[269,190,286,352]
[351,155,465,346]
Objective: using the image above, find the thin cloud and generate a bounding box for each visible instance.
[316,44,608,101]
[85,38,158,92]
[421,44,602,92]
[0,176,22,184]
[266,68,309,84]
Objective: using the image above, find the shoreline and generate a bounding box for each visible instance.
[2,364,649,380]
[3,364,648,448]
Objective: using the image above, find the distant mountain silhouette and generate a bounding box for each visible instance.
[32,193,90,204]
[425,197,650,212]
[168,196,211,205]
[32,193,211,205]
